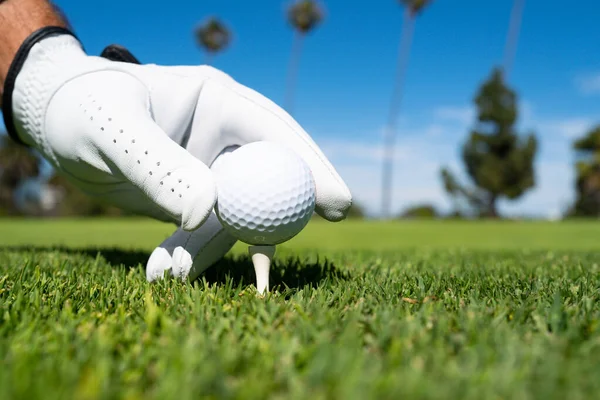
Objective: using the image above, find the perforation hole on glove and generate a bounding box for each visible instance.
[79,94,192,205]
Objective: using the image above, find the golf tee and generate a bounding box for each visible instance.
[248,245,276,295]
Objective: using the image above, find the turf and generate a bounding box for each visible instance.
[1,218,600,399]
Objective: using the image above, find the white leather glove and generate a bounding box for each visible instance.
[5,32,352,282]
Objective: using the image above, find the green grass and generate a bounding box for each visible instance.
[1,218,600,399]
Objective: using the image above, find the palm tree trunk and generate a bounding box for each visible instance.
[204,52,214,66]
[502,0,525,81]
[381,8,416,219]
[285,30,305,115]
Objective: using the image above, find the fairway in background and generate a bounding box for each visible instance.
[2,218,600,251]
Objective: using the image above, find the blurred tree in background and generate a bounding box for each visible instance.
[195,17,232,65]
[46,173,125,217]
[570,126,600,217]
[399,203,439,219]
[440,68,538,218]
[381,0,432,219]
[0,133,124,217]
[285,0,324,115]
[346,202,367,219]
[0,135,40,216]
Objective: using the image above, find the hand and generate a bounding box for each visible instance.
[6,33,352,281]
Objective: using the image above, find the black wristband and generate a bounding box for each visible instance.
[2,26,78,146]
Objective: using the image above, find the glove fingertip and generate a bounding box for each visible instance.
[314,187,353,222]
[172,246,194,280]
[181,179,217,231]
[146,247,172,282]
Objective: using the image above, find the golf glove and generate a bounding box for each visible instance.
[2,29,352,282]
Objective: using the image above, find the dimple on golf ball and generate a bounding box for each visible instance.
[211,141,316,245]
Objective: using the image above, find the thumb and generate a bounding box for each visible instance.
[189,70,352,222]
[45,70,216,230]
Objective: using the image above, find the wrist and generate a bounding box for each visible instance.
[0,0,67,92]
[3,30,83,146]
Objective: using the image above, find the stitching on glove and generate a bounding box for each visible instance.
[78,90,195,212]
[2,26,79,146]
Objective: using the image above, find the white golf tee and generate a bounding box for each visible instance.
[248,245,276,295]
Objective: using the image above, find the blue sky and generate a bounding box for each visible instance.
[3,0,600,217]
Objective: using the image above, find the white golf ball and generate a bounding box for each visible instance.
[211,141,316,245]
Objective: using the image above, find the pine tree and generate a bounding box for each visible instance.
[440,68,537,218]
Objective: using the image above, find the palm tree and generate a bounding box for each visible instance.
[502,0,526,81]
[286,0,324,115]
[195,17,232,65]
[0,135,40,215]
[381,0,431,219]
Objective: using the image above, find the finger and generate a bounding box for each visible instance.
[146,211,238,282]
[191,69,352,221]
[45,70,216,231]
[146,247,173,281]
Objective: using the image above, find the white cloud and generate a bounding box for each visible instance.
[500,161,575,218]
[575,72,600,95]
[519,100,535,127]
[538,117,595,139]
[330,155,453,217]
[319,121,464,216]
[415,123,446,138]
[433,105,475,126]
[319,139,411,164]
[317,103,598,218]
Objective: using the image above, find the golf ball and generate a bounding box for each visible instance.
[211,141,316,245]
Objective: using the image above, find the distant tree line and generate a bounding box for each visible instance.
[0,135,124,217]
